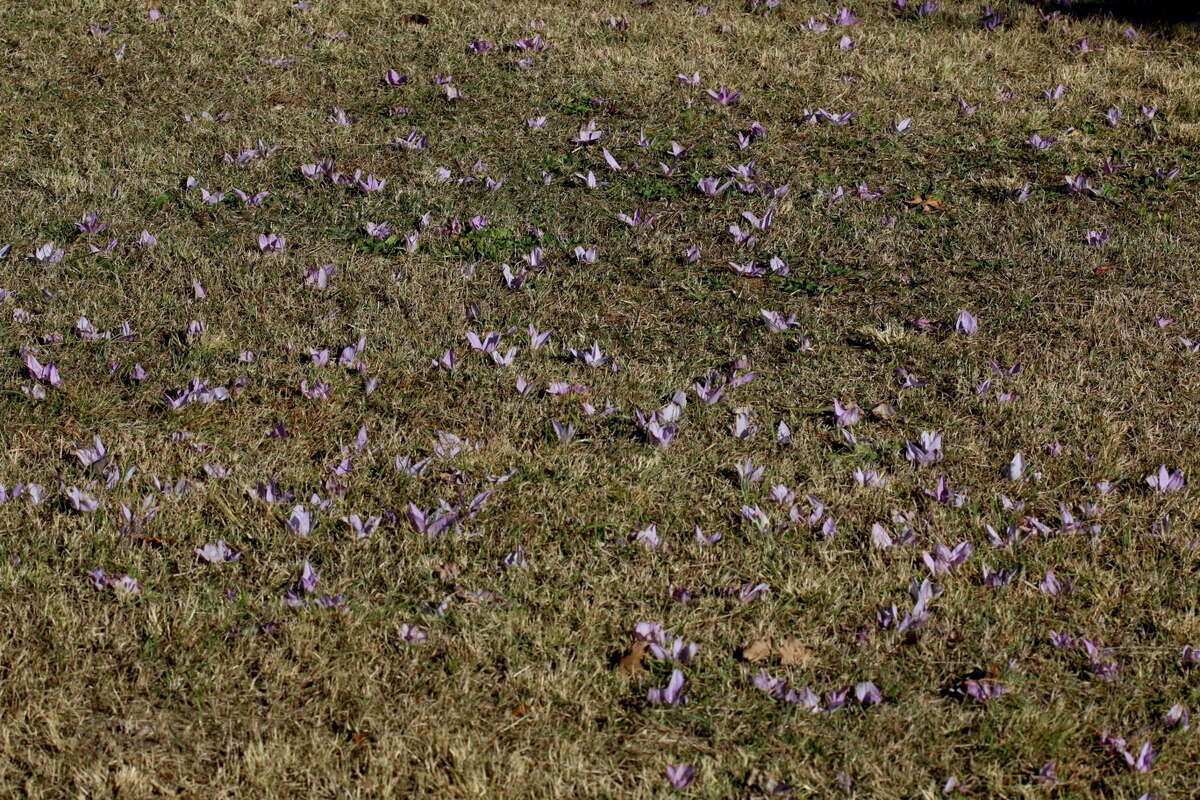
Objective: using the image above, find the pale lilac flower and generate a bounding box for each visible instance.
[31,243,65,263]
[1146,465,1185,493]
[570,342,611,368]
[1043,84,1071,104]
[257,233,286,252]
[1039,570,1073,596]
[905,431,943,466]
[760,309,796,332]
[964,680,1008,700]
[664,763,694,790]
[833,400,861,427]
[398,624,427,643]
[571,119,604,144]
[196,541,240,563]
[705,86,742,106]
[954,310,979,335]
[66,487,100,512]
[647,669,686,706]
[616,209,660,228]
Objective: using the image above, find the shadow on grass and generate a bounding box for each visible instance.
[1034,0,1200,25]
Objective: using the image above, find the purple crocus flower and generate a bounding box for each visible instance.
[357,174,386,193]
[31,243,65,263]
[760,309,796,332]
[964,679,1008,700]
[196,540,241,563]
[1039,570,1073,596]
[830,7,857,25]
[705,86,741,105]
[257,233,286,252]
[66,487,100,512]
[25,354,63,386]
[1064,174,1102,197]
[75,211,109,234]
[905,431,943,466]
[833,399,862,427]
[664,763,694,789]
[616,209,660,228]
[286,505,312,536]
[570,342,611,368]
[979,6,1002,30]
[1027,134,1056,150]
[571,119,604,144]
[647,669,686,706]
[954,310,979,335]
[1146,465,1185,493]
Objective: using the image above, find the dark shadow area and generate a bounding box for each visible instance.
[1038,0,1200,25]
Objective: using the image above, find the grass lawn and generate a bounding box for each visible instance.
[1,0,1198,796]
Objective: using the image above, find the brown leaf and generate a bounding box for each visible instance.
[401,12,430,25]
[616,641,649,675]
[871,402,898,420]
[511,704,531,717]
[778,639,812,666]
[904,194,944,213]
[741,639,773,662]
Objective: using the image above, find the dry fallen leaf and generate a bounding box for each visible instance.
[778,639,813,666]
[741,640,773,662]
[871,402,898,420]
[616,641,649,675]
[511,704,531,717]
[904,194,944,213]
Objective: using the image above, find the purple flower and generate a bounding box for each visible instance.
[1182,645,1200,667]
[964,679,1008,700]
[196,540,241,563]
[1027,133,1056,150]
[954,310,979,335]
[696,176,730,196]
[257,233,286,252]
[286,505,312,536]
[664,764,694,790]
[1064,174,1102,197]
[1042,84,1068,104]
[75,211,109,234]
[616,209,660,228]
[31,242,65,263]
[705,86,742,106]
[760,309,796,332]
[905,431,943,466]
[1085,229,1110,247]
[647,669,686,706]
[66,487,100,512]
[383,69,408,85]
[830,7,858,25]
[1039,570,1073,596]
[1007,184,1032,203]
[357,174,386,193]
[110,575,141,596]
[855,681,883,705]
[398,624,427,643]
[921,541,972,575]
[571,119,604,144]
[832,399,862,427]
[1146,465,1185,493]
[570,342,611,368]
